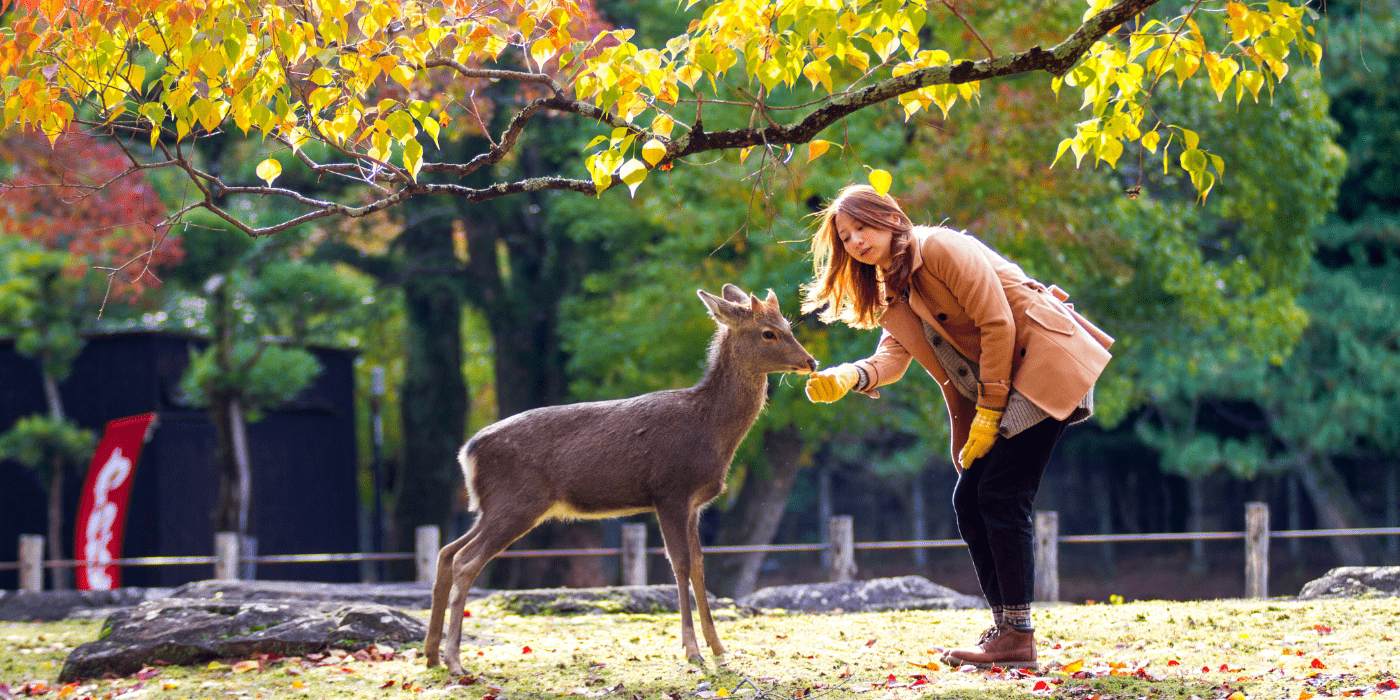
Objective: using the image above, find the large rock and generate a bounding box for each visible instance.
[1298,567,1400,599]
[59,597,425,682]
[0,588,172,622]
[484,585,735,616]
[171,580,457,609]
[738,576,986,613]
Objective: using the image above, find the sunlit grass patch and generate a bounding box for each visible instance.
[1,598,1398,700]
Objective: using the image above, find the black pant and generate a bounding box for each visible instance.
[952,416,1067,608]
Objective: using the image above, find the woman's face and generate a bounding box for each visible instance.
[833,210,894,270]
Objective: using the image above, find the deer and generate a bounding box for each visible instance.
[423,284,818,674]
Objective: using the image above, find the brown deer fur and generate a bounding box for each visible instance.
[424,285,817,673]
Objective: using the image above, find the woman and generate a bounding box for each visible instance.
[802,184,1114,669]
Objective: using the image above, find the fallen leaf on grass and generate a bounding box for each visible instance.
[291,680,305,689]
[1298,691,1314,700]
[1310,659,1327,669]
[231,659,260,673]
[908,661,939,671]
[1062,659,1084,674]
[865,639,878,648]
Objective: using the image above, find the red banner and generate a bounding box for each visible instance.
[74,413,157,591]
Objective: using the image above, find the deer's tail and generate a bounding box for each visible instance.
[458,438,481,513]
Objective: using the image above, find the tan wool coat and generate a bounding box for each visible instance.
[852,226,1115,463]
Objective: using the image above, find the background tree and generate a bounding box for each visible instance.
[170,213,371,546]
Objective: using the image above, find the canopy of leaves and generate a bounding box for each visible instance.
[0,0,1326,240]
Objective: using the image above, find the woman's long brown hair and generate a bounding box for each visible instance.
[801,184,914,329]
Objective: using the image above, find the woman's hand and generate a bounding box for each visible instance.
[958,407,1003,469]
[805,364,861,403]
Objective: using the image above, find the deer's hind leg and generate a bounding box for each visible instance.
[685,507,725,657]
[426,527,479,668]
[442,506,547,676]
[655,503,704,663]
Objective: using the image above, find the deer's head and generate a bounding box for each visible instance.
[698,284,817,376]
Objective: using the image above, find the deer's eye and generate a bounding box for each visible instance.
[762,330,777,340]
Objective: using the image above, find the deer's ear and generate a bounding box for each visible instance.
[698,289,745,324]
[721,283,748,304]
[763,289,780,313]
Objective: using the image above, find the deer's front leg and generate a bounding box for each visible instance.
[686,508,725,657]
[656,507,704,663]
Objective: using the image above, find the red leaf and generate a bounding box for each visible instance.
[1313,624,1333,635]
[1202,666,1211,673]
[380,680,396,690]
[887,674,897,683]
[522,646,533,654]
[463,610,472,618]
[1311,658,1327,670]
[775,634,787,639]
[1034,681,1050,691]
[134,667,161,680]
[865,639,878,648]
[1168,660,1181,666]
[1377,680,1398,690]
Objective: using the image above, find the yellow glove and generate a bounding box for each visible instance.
[958,407,1004,470]
[805,364,861,403]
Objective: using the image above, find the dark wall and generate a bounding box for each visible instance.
[0,332,359,588]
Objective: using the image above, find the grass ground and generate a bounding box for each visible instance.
[3,597,1398,700]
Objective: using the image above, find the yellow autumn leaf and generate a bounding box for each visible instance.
[642,138,667,166]
[255,158,282,186]
[868,168,892,196]
[232,659,260,673]
[807,139,831,163]
[1062,658,1085,673]
[1141,129,1160,153]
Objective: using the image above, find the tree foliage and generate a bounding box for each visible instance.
[0,0,1325,241]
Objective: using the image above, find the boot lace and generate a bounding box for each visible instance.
[975,625,1004,646]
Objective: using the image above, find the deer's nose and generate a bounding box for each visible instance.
[806,358,819,372]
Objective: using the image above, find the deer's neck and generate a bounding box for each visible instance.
[692,332,770,449]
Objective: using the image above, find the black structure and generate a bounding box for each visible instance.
[1,331,360,588]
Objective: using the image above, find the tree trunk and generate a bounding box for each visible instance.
[209,391,253,541]
[41,371,71,589]
[712,423,811,599]
[1294,452,1368,566]
[1187,476,1207,575]
[391,216,469,580]
[47,455,69,590]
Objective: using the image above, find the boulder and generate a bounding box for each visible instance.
[484,584,736,616]
[171,579,458,609]
[1298,567,1400,599]
[59,597,425,682]
[738,576,986,613]
[0,588,172,622]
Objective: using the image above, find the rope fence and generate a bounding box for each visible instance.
[7,503,1400,599]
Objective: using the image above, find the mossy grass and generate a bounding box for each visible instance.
[3,598,1398,699]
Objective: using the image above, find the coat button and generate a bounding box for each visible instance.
[957,368,969,377]
[937,312,948,321]
[1021,348,1027,357]
[931,336,941,346]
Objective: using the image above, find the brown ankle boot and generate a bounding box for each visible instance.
[943,626,1038,670]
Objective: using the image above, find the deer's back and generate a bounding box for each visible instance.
[465,389,737,511]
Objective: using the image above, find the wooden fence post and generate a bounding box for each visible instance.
[1034,511,1059,603]
[1245,502,1270,599]
[214,532,240,580]
[620,523,647,586]
[828,515,855,582]
[416,525,440,586]
[18,535,43,591]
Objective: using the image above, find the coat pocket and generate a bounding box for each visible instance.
[1025,299,1076,336]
